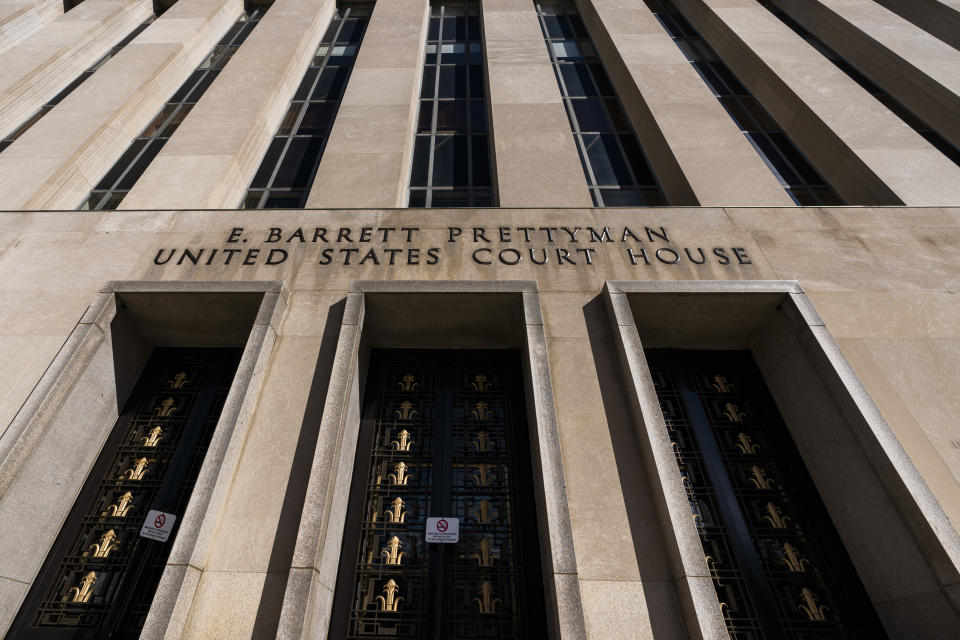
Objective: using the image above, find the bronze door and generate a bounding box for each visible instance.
[331,350,547,639]
[8,348,241,639]
[648,349,886,639]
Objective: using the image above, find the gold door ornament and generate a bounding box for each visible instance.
[103,491,134,517]
[122,457,151,481]
[780,543,809,573]
[398,374,419,391]
[472,431,492,452]
[735,432,759,454]
[87,530,120,558]
[395,401,417,421]
[748,465,774,489]
[470,537,500,567]
[474,581,502,614]
[154,397,177,417]
[471,401,492,421]
[384,497,407,523]
[470,463,497,487]
[167,372,189,388]
[381,536,405,565]
[471,499,497,524]
[763,502,791,529]
[391,429,414,451]
[471,374,492,391]
[387,461,410,486]
[66,572,96,603]
[799,587,830,621]
[141,426,163,447]
[722,402,746,422]
[376,579,403,612]
[711,375,734,393]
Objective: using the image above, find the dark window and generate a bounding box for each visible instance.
[408,0,496,208]
[758,0,960,168]
[80,7,268,211]
[7,348,242,639]
[644,0,844,206]
[330,350,546,638]
[243,2,373,209]
[0,18,155,155]
[647,349,887,639]
[534,0,665,207]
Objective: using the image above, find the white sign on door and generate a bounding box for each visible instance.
[140,509,177,542]
[425,517,459,543]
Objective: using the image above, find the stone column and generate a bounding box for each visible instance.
[305,0,428,208]
[0,0,153,140]
[578,0,793,206]
[120,0,337,209]
[771,0,960,153]
[874,0,960,51]
[483,0,592,207]
[0,0,63,55]
[674,0,960,206]
[0,0,244,210]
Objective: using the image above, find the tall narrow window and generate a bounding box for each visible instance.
[0,18,155,154]
[330,351,547,638]
[648,350,886,639]
[243,2,372,208]
[534,0,664,207]
[644,0,844,206]
[80,7,268,211]
[408,0,495,207]
[8,348,241,639]
[759,0,960,167]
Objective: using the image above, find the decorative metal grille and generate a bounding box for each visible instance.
[331,350,545,639]
[9,348,241,639]
[647,349,886,639]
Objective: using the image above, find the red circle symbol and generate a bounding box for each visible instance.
[436,519,448,532]
[154,514,166,529]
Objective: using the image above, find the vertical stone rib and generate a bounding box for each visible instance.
[306,0,428,208]
[0,0,63,56]
[772,0,960,154]
[484,0,592,207]
[581,0,792,206]
[0,0,153,141]
[120,0,337,210]
[0,0,245,210]
[674,0,960,206]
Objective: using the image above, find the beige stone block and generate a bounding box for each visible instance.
[0,0,62,56]
[0,577,30,638]
[487,63,561,104]
[351,34,422,69]
[339,67,417,107]
[581,579,686,640]
[307,151,406,208]
[181,571,267,639]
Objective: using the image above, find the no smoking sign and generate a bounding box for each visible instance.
[140,509,177,542]
[425,517,459,543]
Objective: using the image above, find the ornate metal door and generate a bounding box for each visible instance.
[8,348,241,639]
[647,349,887,639]
[330,350,547,639]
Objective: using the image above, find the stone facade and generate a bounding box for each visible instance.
[1,0,960,639]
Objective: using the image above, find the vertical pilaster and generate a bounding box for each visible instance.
[873,0,960,51]
[305,0,428,208]
[0,0,153,141]
[0,0,63,55]
[120,0,337,209]
[578,0,792,206]
[675,0,960,206]
[772,0,960,153]
[483,0,592,207]
[0,0,244,210]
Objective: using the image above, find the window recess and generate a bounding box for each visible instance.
[533,0,665,207]
[644,0,844,206]
[79,6,268,211]
[0,18,155,155]
[408,0,496,208]
[648,349,886,639]
[243,2,373,209]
